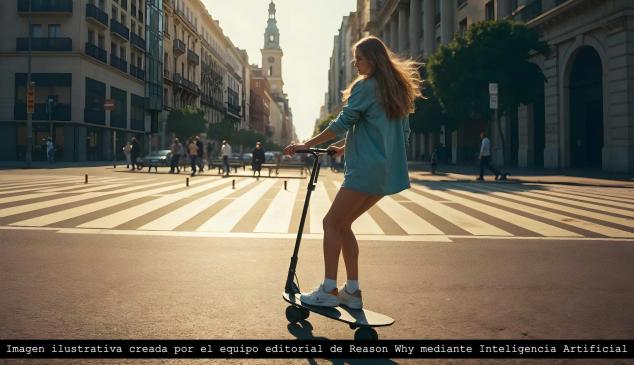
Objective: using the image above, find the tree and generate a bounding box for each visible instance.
[426,20,549,161]
[207,120,235,142]
[166,107,207,140]
[313,114,337,136]
[410,80,450,134]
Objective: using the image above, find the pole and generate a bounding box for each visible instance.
[113,130,117,168]
[26,0,32,168]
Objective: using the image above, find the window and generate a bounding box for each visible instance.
[121,14,126,24]
[110,87,127,128]
[14,73,72,121]
[137,55,142,69]
[459,18,468,36]
[48,24,61,38]
[30,24,43,37]
[131,94,145,130]
[85,77,106,124]
[112,6,118,21]
[88,30,95,44]
[98,34,105,48]
[111,42,117,56]
[120,46,126,61]
[485,1,495,20]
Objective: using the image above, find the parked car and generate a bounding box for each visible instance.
[241,152,253,163]
[138,150,172,172]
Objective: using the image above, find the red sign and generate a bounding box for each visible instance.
[104,99,116,111]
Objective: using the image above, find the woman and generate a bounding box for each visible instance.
[252,141,265,177]
[284,36,422,309]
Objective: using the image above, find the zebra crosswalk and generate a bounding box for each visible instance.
[0,173,633,242]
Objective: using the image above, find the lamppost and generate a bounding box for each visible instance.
[26,0,33,167]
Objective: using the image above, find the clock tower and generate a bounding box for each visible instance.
[261,1,284,94]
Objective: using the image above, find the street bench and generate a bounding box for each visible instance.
[209,159,245,174]
[261,162,306,177]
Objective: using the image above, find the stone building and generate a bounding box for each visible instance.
[0,0,163,161]
[322,0,634,172]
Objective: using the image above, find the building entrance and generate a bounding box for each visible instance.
[569,46,603,168]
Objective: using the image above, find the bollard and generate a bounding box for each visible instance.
[186,177,189,187]
[85,174,88,184]
[232,179,235,189]
[284,180,287,190]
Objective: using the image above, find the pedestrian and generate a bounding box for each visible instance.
[221,140,232,177]
[477,130,502,181]
[130,137,140,171]
[430,147,438,175]
[195,136,204,173]
[188,138,198,176]
[123,141,132,168]
[284,36,421,309]
[46,137,55,164]
[251,141,265,177]
[169,138,182,174]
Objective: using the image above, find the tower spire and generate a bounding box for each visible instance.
[264,0,280,49]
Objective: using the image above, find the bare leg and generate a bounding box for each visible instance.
[322,188,382,281]
[340,194,382,280]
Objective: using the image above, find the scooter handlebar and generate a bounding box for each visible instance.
[295,148,333,156]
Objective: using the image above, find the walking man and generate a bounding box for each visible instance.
[188,138,198,176]
[130,137,140,171]
[169,138,182,174]
[477,131,501,181]
[220,140,232,177]
[46,137,55,163]
[195,136,204,173]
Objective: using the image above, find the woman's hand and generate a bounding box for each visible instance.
[327,145,345,157]
[283,143,308,156]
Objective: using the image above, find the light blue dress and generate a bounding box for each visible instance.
[327,77,411,196]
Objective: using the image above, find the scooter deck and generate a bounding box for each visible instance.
[283,292,394,328]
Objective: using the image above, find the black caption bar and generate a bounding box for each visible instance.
[1,340,632,359]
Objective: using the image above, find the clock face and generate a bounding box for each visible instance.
[268,57,274,63]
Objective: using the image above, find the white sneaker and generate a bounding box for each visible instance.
[300,284,339,307]
[337,285,363,309]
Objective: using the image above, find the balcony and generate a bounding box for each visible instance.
[18,0,73,14]
[173,39,186,55]
[187,49,199,65]
[130,64,145,80]
[86,3,108,28]
[163,68,171,80]
[130,32,145,51]
[110,54,128,73]
[512,0,542,22]
[16,37,72,52]
[85,42,107,63]
[110,19,129,41]
[174,73,200,94]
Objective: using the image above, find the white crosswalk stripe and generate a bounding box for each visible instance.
[412,185,581,237]
[254,179,300,233]
[196,179,276,232]
[77,178,222,229]
[1,173,632,241]
[455,183,633,238]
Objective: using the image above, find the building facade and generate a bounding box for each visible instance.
[0,0,162,161]
[322,0,634,173]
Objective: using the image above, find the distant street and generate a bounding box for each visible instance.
[1,165,633,363]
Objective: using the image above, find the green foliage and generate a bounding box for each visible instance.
[410,80,450,133]
[426,20,550,127]
[313,114,338,136]
[166,107,206,140]
[207,120,236,142]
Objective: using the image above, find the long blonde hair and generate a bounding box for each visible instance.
[342,36,423,120]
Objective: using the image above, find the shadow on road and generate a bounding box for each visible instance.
[287,321,399,365]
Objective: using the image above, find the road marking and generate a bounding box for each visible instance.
[138,180,246,231]
[412,184,580,237]
[330,181,384,234]
[398,189,511,236]
[533,188,634,210]
[78,178,229,229]
[455,183,633,238]
[196,179,277,232]
[0,192,60,204]
[9,180,198,226]
[254,179,300,233]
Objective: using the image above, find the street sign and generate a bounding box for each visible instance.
[104,99,116,111]
[490,94,498,109]
[489,83,498,95]
[26,86,35,114]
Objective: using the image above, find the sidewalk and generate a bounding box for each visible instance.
[0,160,116,170]
[408,161,634,187]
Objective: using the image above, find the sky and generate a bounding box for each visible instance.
[203,0,357,141]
